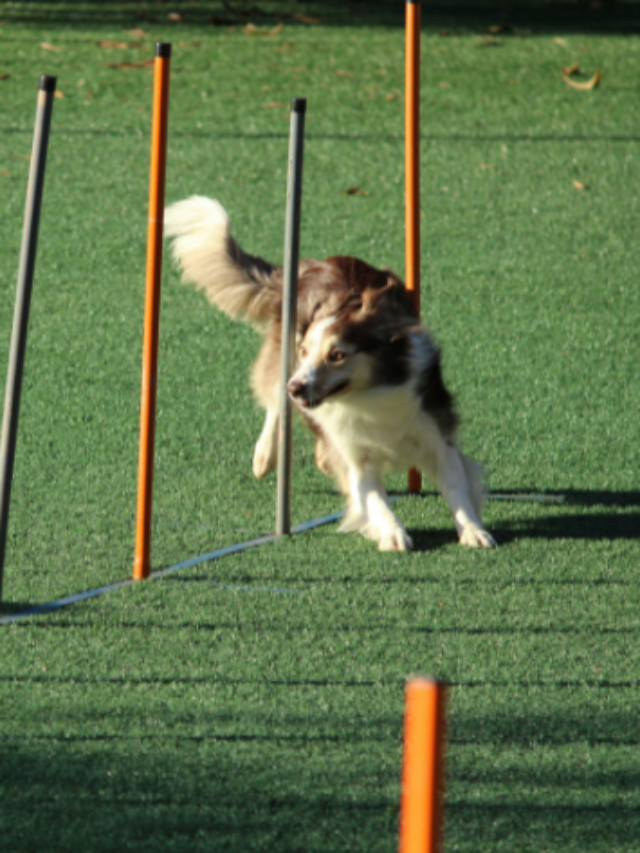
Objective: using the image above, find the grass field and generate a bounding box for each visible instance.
[1,2,639,850]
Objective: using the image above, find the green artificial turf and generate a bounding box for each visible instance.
[1,2,639,851]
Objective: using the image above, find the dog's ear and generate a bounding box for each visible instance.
[361,279,416,318]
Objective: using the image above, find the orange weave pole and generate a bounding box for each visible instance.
[399,678,447,853]
[133,43,171,581]
[406,1,422,494]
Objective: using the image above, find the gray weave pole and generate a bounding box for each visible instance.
[276,98,306,536]
[0,75,57,600]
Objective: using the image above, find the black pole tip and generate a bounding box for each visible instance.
[406,0,421,4]
[155,43,172,58]
[290,97,307,114]
[39,75,57,93]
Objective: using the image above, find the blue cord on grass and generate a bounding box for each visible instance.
[1,494,561,626]
[0,510,345,627]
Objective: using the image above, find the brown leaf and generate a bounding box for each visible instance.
[0,169,10,177]
[573,180,587,190]
[168,13,183,22]
[562,62,580,76]
[40,42,61,52]
[488,23,513,34]
[293,13,321,24]
[343,187,369,196]
[106,58,154,69]
[243,21,284,35]
[97,40,144,49]
[0,73,10,81]
[54,90,64,98]
[129,29,148,38]
[563,69,602,90]
[262,101,285,108]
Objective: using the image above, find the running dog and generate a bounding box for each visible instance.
[164,196,496,552]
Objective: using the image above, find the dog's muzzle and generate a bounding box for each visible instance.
[287,378,319,409]
[287,377,349,409]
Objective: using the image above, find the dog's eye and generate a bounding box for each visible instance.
[328,349,346,363]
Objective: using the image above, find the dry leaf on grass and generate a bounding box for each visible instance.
[54,90,64,98]
[563,69,601,89]
[244,22,284,35]
[562,62,580,76]
[573,180,587,190]
[293,13,321,24]
[40,42,61,51]
[168,13,183,22]
[262,101,285,108]
[106,58,154,69]
[97,41,145,49]
[129,29,148,38]
[0,72,10,80]
[343,187,369,196]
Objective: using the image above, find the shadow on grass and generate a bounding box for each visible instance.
[0,601,37,615]
[3,0,640,34]
[2,703,639,851]
[406,489,640,551]
[487,489,640,545]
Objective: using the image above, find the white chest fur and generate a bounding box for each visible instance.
[308,382,434,472]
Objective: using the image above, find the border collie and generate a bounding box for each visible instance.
[164,196,496,552]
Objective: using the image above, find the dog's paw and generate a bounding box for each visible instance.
[378,526,414,552]
[252,443,277,479]
[459,524,496,548]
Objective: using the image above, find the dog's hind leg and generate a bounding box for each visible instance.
[340,466,413,552]
[252,406,278,478]
[425,439,496,548]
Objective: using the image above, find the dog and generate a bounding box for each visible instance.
[164,196,496,552]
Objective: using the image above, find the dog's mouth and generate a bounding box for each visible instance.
[294,380,350,409]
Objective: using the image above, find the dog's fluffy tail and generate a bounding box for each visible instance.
[164,196,280,324]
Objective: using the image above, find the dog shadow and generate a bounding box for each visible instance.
[398,489,640,552]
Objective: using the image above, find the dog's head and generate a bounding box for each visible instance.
[288,258,417,410]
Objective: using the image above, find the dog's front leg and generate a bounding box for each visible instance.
[252,407,278,478]
[436,444,496,548]
[340,466,413,552]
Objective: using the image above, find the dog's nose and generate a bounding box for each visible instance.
[287,378,305,398]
